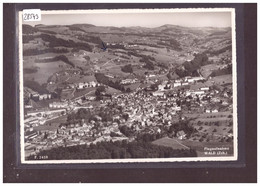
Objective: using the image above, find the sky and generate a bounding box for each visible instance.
[24,11,232,28]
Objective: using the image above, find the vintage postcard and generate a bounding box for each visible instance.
[19,8,237,164]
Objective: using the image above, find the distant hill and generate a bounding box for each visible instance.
[22,23,232,87]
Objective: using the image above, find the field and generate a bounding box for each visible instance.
[183,111,233,144]
[105,87,122,95]
[33,115,68,132]
[23,53,69,85]
[184,111,232,120]
[152,137,233,157]
[72,87,96,100]
[200,64,219,78]
[100,65,129,78]
[211,75,232,85]
[24,61,65,85]
[124,83,142,91]
[60,89,75,100]
[152,137,190,150]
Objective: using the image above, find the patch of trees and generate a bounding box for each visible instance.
[40,29,56,35]
[39,34,93,52]
[23,33,92,52]
[157,39,182,51]
[139,55,155,62]
[66,108,92,124]
[119,125,134,137]
[175,68,190,78]
[136,132,162,143]
[168,120,196,138]
[84,56,90,61]
[143,61,155,70]
[167,71,179,80]
[26,140,197,160]
[77,35,103,45]
[150,83,159,91]
[95,73,126,92]
[22,24,38,34]
[127,51,155,61]
[35,55,75,67]
[169,39,182,51]
[23,35,36,43]
[23,48,69,56]
[139,56,155,70]
[184,53,209,71]
[206,45,232,56]
[121,64,133,73]
[175,53,209,78]
[110,132,121,137]
[95,86,106,100]
[157,62,168,69]
[210,64,232,77]
[24,80,49,94]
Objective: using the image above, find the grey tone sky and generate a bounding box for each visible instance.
[24,11,232,28]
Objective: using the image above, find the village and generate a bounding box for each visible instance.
[23,70,233,157]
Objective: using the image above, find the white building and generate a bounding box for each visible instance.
[49,101,68,109]
[78,83,85,89]
[200,87,210,91]
[152,91,165,97]
[173,82,182,87]
[193,90,205,95]
[205,109,211,113]
[158,84,165,91]
[173,106,181,111]
[121,78,137,84]
[89,81,98,87]
[77,81,98,89]
[187,77,205,83]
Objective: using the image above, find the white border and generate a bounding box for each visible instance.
[19,8,237,164]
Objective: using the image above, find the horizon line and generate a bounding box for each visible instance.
[24,23,232,29]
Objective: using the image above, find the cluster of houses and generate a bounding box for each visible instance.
[24,115,129,157]
[49,101,69,109]
[26,108,66,118]
[172,76,205,87]
[24,69,233,157]
[24,87,52,101]
[205,109,219,113]
[120,78,139,85]
[106,42,138,49]
[77,81,99,89]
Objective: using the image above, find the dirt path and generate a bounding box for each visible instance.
[102,57,119,67]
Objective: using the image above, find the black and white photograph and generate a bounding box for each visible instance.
[19,8,237,164]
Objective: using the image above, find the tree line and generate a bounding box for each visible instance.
[24,80,49,94]
[35,55,75,67]
[210,64,232,77]
[27,140,197,160]
[23,48,69,56]
[94,73,126,92]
